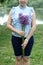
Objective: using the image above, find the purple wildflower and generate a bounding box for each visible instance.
[19,13,29,56]
[19,13,29,26]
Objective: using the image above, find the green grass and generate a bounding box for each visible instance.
[0,25,43,65]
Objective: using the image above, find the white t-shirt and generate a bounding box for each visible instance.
[11,5,34,37]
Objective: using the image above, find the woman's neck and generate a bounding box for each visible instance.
[19,4,27,8]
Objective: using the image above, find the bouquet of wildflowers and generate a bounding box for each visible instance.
[19,13,29,56]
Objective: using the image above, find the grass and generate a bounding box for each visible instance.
[0,25,43,65]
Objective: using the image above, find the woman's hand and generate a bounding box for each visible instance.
[17,30,26,36]
[21,39,28,49]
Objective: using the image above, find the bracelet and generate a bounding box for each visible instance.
[25,39,28,42]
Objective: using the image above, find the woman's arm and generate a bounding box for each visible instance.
[21,9,36,49]
[7,10,26,36]
[26,9,36,40]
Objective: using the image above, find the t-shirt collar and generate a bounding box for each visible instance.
[18,4,27,9]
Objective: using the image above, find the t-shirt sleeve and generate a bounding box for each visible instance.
[11,7,15,19]
[30,7,35,15]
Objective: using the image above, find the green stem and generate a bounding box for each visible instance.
[22,36,24,56]
[22,25,25,56]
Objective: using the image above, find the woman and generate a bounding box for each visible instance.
[7,0,36,65]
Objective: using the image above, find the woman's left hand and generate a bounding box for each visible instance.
[21,39,28,49]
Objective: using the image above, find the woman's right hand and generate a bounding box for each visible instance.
[17,30,26,36]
